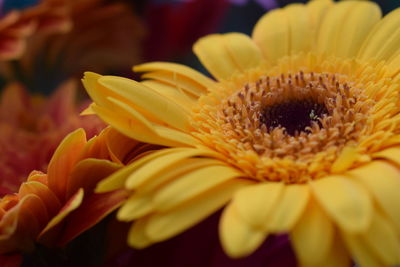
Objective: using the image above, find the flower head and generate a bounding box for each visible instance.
[0,80,105,195]
[0,126,133,255]
[0,0,71,60]
[86,0,400,266]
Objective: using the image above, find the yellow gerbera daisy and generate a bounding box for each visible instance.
[84,0,400,266]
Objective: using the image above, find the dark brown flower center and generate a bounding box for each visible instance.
[261,100,328,136]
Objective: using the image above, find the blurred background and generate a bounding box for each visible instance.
[0,0,397,265]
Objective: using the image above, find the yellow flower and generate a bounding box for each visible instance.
[84,0,400,266]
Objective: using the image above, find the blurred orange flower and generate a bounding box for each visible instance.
[0,127,137,261]
[0,80,105,196]
[0,0,71,60]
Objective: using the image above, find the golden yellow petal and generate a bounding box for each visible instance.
[323,233,351,267]
[138,158,225,194]
[141,80,195,110]
[96,148,180,193]
[193,34,237,80]
[307,0,333,38]
[363,213,400,266]
[291,200,334,267]
[349,161,400,231]
[342,212,400,267]
[125,148,220,190]
[284,4,312,54]
[134,62,215,91]
[373,147,400,166]
[316,1,359,56]
[330,146,359,173]
[98,76,190,131]
[222,33,262,72]
[117,192,153,222]
[252,9,289,63]
[91,104,190,147]
[267,184,310,232]
[358,8,400,62]
[311,175,372,233]
[334,1,381,58]
[145,179,254,242]
[233,182,284,230]
[128,217,152,249]
[153,165,242,211]
[219,204,267,258]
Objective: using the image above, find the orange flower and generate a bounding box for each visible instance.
[0,127,135,256]
[0,80,105,195]
[0,0,71,60]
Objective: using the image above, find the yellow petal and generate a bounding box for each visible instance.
[323,232,351,267]
[363,213,400,266]
[307,0,333,37]
[330,146,358,173]
[80,103,96,115]
[219,204,267,258]
[98,76,190,131]
[334,1,381,58]
[233,182,284,230]
[311,175,372,233]
[316,1,358,56]
[96,148,180,193]
[373,146,400,166]
[222,33,262,72]
[268,184,310,232]
[134,62,215,91]
[349,161,400,231]
[252,9,289,63]
[193,34,239,81]
[153,165,243,211]
[141,71,205,98]
[128,217,152,249]
[117,192,153,222]
[358,8,400,62]
[141,80,195,110]
[342,212,400,267]
[91,104,192,147]
[284,4,312,54]
[125,148,220,190]
[291,200,334,267]
[145,179,253,242]
[139,158,225,193]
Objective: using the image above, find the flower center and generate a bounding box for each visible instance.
[261,100,328,136]
[193,70,374,183]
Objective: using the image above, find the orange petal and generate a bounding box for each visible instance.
[67,158,122,199]
[58,190,128,246]
[47,129,87,201]
[38,188,84,241]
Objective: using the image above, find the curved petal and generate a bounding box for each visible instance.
[128,217,152,249]
[98,76,190,131]
[307,0,333,37]
[117,192,154,222]
[144,179,253,242]
[334,1,381,58]
[193,33,262,81]
[153,165,243,211]
[311,175,372,233]
[284,4,312,54]
[232,182,284,230]
[57,190,128,246]
[316,1,360,56]
[219,204,267,258]
[96,148,182,193]
[267,184,310,233]
[291,200,334,267]
[38,188,84,239]
[252,9,289,63]
[358,8,400,62]
[47,129,87,201]
[134,62,215,92]
[349,161,400,231]
[125,148,221,190]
